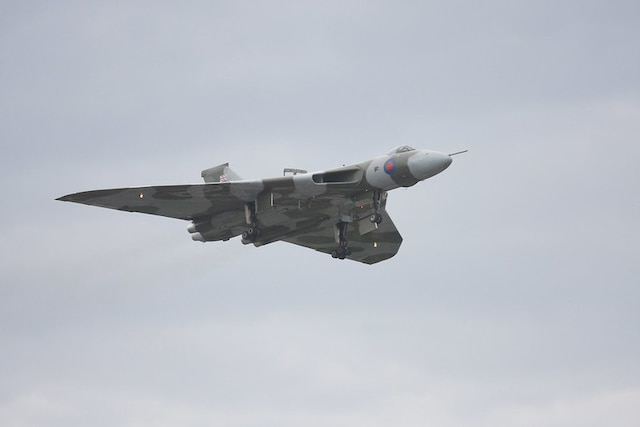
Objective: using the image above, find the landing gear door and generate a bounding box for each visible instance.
[358,216,378,235]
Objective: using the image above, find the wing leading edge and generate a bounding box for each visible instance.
[56,182,249,221]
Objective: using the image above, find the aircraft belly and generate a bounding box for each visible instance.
[253,205,328,246]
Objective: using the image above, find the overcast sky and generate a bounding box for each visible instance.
[1,1,639,426]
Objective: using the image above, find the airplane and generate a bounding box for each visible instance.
[57,146,465,264]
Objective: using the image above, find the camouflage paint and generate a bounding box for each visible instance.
[57,146,455,264]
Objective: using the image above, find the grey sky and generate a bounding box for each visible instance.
[1,1,639,426]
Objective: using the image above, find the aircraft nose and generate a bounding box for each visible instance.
[408,150,453,181]
[434,151,453,170]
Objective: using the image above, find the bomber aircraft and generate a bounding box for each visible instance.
[58,146,465,264]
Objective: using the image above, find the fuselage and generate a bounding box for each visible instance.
[363,146,452,190]
[280,145,453,199]
[187,146,454,243]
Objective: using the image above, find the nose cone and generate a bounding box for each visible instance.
[407,151,453,181]
[433,151,453,171]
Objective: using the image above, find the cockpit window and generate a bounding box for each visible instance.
[396,145,416,153]
[397,145,415,153]
[388,145,416,154]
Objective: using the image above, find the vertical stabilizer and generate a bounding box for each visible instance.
[201,163,243,183]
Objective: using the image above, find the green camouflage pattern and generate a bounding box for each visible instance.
[57,146,455,264]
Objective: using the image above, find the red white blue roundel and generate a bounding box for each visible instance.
[384,158,396,175]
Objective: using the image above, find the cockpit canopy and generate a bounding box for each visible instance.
[387,145,416,155]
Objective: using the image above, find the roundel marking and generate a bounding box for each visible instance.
[384,158,396,175]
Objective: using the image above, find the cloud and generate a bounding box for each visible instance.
[1,1,639,426]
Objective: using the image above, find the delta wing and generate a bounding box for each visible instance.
[56,182,262,221]
[283,209,402,264]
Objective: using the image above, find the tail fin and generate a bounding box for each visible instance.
[201,163,243,183]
